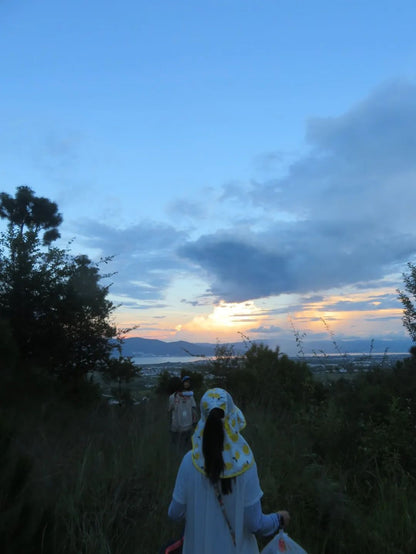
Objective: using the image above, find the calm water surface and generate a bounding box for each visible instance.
[132,355,210,367]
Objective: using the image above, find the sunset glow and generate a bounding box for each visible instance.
[2,2,415,354]
[177,300,265,340]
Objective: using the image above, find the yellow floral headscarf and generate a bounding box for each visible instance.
[191,388,254,478]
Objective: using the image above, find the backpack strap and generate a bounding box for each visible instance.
[214,482,236,547]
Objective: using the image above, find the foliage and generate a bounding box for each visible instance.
[209,342,243,384]
[102,356,138,403]
[3,194,416,553]
[0,416,55,554]
[155,371,182,395]
[0,318,18,372]
[0,186,117,384]
[0,185,62,245]
[179,368,205,392]
[398,262,416,341]
[3,354,416,554]
[156,368,205,395]
[212,340,314,411]
[103,357,137,385]
[243,343,313,409]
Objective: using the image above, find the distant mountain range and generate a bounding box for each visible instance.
[299,337,412,356]
[119,336,413,358]
[120,337,245,358]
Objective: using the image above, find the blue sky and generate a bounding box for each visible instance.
[1,0,416,354]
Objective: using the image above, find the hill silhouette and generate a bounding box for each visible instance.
[119,336,412,359]
[120,337,246,358]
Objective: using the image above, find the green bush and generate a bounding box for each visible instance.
[3,348,416,553]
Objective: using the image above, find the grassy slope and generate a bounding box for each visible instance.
[1,372,416,553]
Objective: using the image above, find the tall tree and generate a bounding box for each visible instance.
[0,185,62,245]
[398,262,416,342]
[0,186,117,382]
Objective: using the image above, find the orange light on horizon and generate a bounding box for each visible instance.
[290,307,402,336]
[178,300,265,337]
[288,287,403,336]
[114,286,404,344]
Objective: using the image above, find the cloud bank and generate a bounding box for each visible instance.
[76,81,416,308]
[177,81,416,302]
[74,220,190,301]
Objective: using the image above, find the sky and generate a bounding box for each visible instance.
[1,0,416,355]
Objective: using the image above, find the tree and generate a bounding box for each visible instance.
[0,319,18,371]
[103,356,138,402]
[398,262,416,342]
[37,253,117,382]
[0,185,62,245]
[0,186,117,383]
[242,342,312,410]
[0,186,63,370]
[210,342,242,384]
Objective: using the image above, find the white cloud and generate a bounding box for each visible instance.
[178,81,416,301]
[69,81,416,311]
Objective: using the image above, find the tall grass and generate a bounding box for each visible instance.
[2,364,416,553]
[244,403,416,554]
[0,387,184,554]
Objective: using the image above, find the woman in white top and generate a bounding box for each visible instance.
[168,388,290,553]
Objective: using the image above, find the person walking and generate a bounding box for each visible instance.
[168,387,290,553]
[168,376,198,451]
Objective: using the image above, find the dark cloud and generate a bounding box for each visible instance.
[65,82,416,310]
[251,81,416,222]
[306,81,416,174]
[178,223,414,302]
[178,235,292,301]
[74,219,190,302]
[178,82,416,302]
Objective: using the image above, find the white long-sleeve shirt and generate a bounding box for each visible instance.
[168,451,280,554]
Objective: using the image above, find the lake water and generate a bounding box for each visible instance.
[132,352,409,371]
[132,355,211,367]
